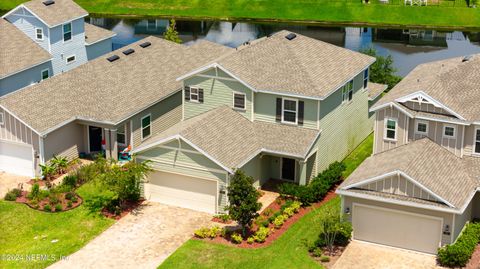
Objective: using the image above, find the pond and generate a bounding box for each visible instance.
[87,17,480,76]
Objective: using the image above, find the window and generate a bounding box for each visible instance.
[342,80,354,103]
[443,125,456,138]
[66,55,76,64]
[41,69,49,80]
[474,128,480,154]
[0,111,4,126]
[282,98,298,124]
[35,28,43,40]
[363,69,369,89]
[117,125,126,145]
[384,118,397,140]
[63,23,72,42]
[190,87,199,102]
[141,115,151,140]
[233,92,246,110]
[415,120,428,135]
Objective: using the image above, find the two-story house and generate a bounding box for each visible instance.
[0,0,115,95]
[0,31,380,215]
[337,55,480,254]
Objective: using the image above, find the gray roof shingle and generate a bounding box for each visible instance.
[0,19,51,79]
[22,0,88,27]
[84,22,116,45]
[136,106,320,170]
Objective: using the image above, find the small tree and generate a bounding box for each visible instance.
[316,206,351,255]
[225,170,261,237]
[163,19,182,44]
[360,47,402,91]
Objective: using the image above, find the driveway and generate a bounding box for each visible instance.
[0,172,30,198]
[333,240,444,269]
[48,202,212,269]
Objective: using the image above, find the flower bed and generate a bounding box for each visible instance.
[15,190,82,212]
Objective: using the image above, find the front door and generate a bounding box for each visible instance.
[89,126,102,152]
[281,158,296,181]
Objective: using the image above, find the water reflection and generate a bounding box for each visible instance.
[87,17,480,76]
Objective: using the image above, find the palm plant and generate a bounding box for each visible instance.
[40,164,56,181]
[50,155,69,174]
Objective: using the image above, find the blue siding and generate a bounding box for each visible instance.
[5,7,50,51]
[0,61,53,96]
[86,38,113,60]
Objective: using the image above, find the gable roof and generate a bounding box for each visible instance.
[180,30,375,99]
[339,138,479,209]
[84,22,116,45]
[367,82,387,101]
[134,106,320,171]
[22,0,88,27]
[0,37,232,134]
[372,54,480,122]
[0,19,51,79]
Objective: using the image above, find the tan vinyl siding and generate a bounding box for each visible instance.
[316,72,373,172]
[356,174,441,203]
[408,119,463,157]
[404,101,451,116]
[254,92,318,129]
[343,196,454,246]
[183,75,253,121]
[374,106,409,154]
[463,125,479,156]
[43,122,86,162]
[130,92,182,148]
[453,201,473,242]
[137,140,229,213]
[239,154,282,187]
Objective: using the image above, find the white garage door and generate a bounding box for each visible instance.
[353,204,443,254]
[144,171,217,214]
[0,140,34,177]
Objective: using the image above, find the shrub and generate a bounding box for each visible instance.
[314,221,352,248]
[320,256,330,263]
[291,201,302,212]
[65,192,75,200]
[54,204,63,212]
[67,201,73,208]
[273,214,287,229]
[62,174,77,188]
[214,214,230,222]
[30,183,40,199]
[4,188,22,201]
[247,237,255,244]
[207,226,222,239]
[231,233,242,244]
[51,155,69,174]
[44,204,52,212]
[311,247,323,257]
[194,227,211,239]
[71,195,78,203]
[253,226,270,243]
[437,222,480,267]
[49,193,60,205]
[283,207,295,217]
[263,208,274,217]
[40,164,56,180]
[315,206,352,255]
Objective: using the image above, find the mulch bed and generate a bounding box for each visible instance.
[466,244,480,269]
[310,245,347,268]
[195,189,338,249]
[211,217,233,224]
[101,199,145,220]
[15,191,83,212]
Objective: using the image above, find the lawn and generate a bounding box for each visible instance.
[1,0,480,28]
[159,133,373,269]
[0,181,115,269]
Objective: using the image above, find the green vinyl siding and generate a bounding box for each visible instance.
[254,92,318,129]
[184,75,253,120]
[316,71,373,173]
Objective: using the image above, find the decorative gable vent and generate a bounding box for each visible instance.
[285,33,297,41]
[107,55,120,62]
[122,48,135,55]
[139,42,151,48]
[42,0,55,6]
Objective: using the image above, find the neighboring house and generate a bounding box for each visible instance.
[0,0,115,95]
[131,31,379,214]
[337,55,480,254]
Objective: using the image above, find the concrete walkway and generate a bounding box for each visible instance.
[333,241,445,269]
[0,172,30,198]
[48,202,212,269]
[258,190,280,212]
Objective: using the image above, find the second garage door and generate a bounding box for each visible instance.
[0,140,34,177]
[144,171,217,214]
[353,204,443,254]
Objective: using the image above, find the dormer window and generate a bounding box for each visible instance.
[184,86,204,103]
[35,28,43,40]
[233,92,246,110]
[63,23,72,42]
[384,118,397,140]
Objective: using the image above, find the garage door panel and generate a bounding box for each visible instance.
[0,141,34,177]
[145,171,217,214]
[353,204,442,254]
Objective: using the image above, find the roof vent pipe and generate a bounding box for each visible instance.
[462,55,473,62]
[43,0,55,6]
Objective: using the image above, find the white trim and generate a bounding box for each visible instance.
[341,170,455,208]
[281,97,298,125]
[85,33,117,46]
[0,58,52,80]
[396,91,466,121]
[180,137,234,174]
[35,27,44,41]
[139,156,227,175]
[0,111,4,126]
[65,54,76,65]
[188,86,200,103]
[0,105,41,135]
[40,68,49,81]
[140,114,152,140]
[280,157,296,181]
[129,120,134,149]
[194,74,238,82]
[257,89,322,101]
[232,91,246,111]
[251,91,255,121]
[414,115,469,126]
[442,124,456,139]
[384,117,398,141]
[370,102,414,118]
[473,127,480,155]
[39,136,45,165]
[415,119,429,135]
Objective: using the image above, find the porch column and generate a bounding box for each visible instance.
[104,128,111,159]
[110,129,118,160]
[298,160,307,186]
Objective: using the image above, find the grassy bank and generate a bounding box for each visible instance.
[1,0,480,29]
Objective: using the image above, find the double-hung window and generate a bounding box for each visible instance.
[385,118,397,140]
[233,92,246,110]
[474,128,480,154]
[190,87,199,102]
[35,28,43,40]
[363,69,369,89]
[415,120,428,135]
[63,23,72,42]
[141,115,151,140]
[41,69,49,80]
[282,98,298,124]
[342,80,354,103]
[443,125,456,138]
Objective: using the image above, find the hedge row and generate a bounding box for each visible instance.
[278,161,345,205]
[437,222,480,267]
